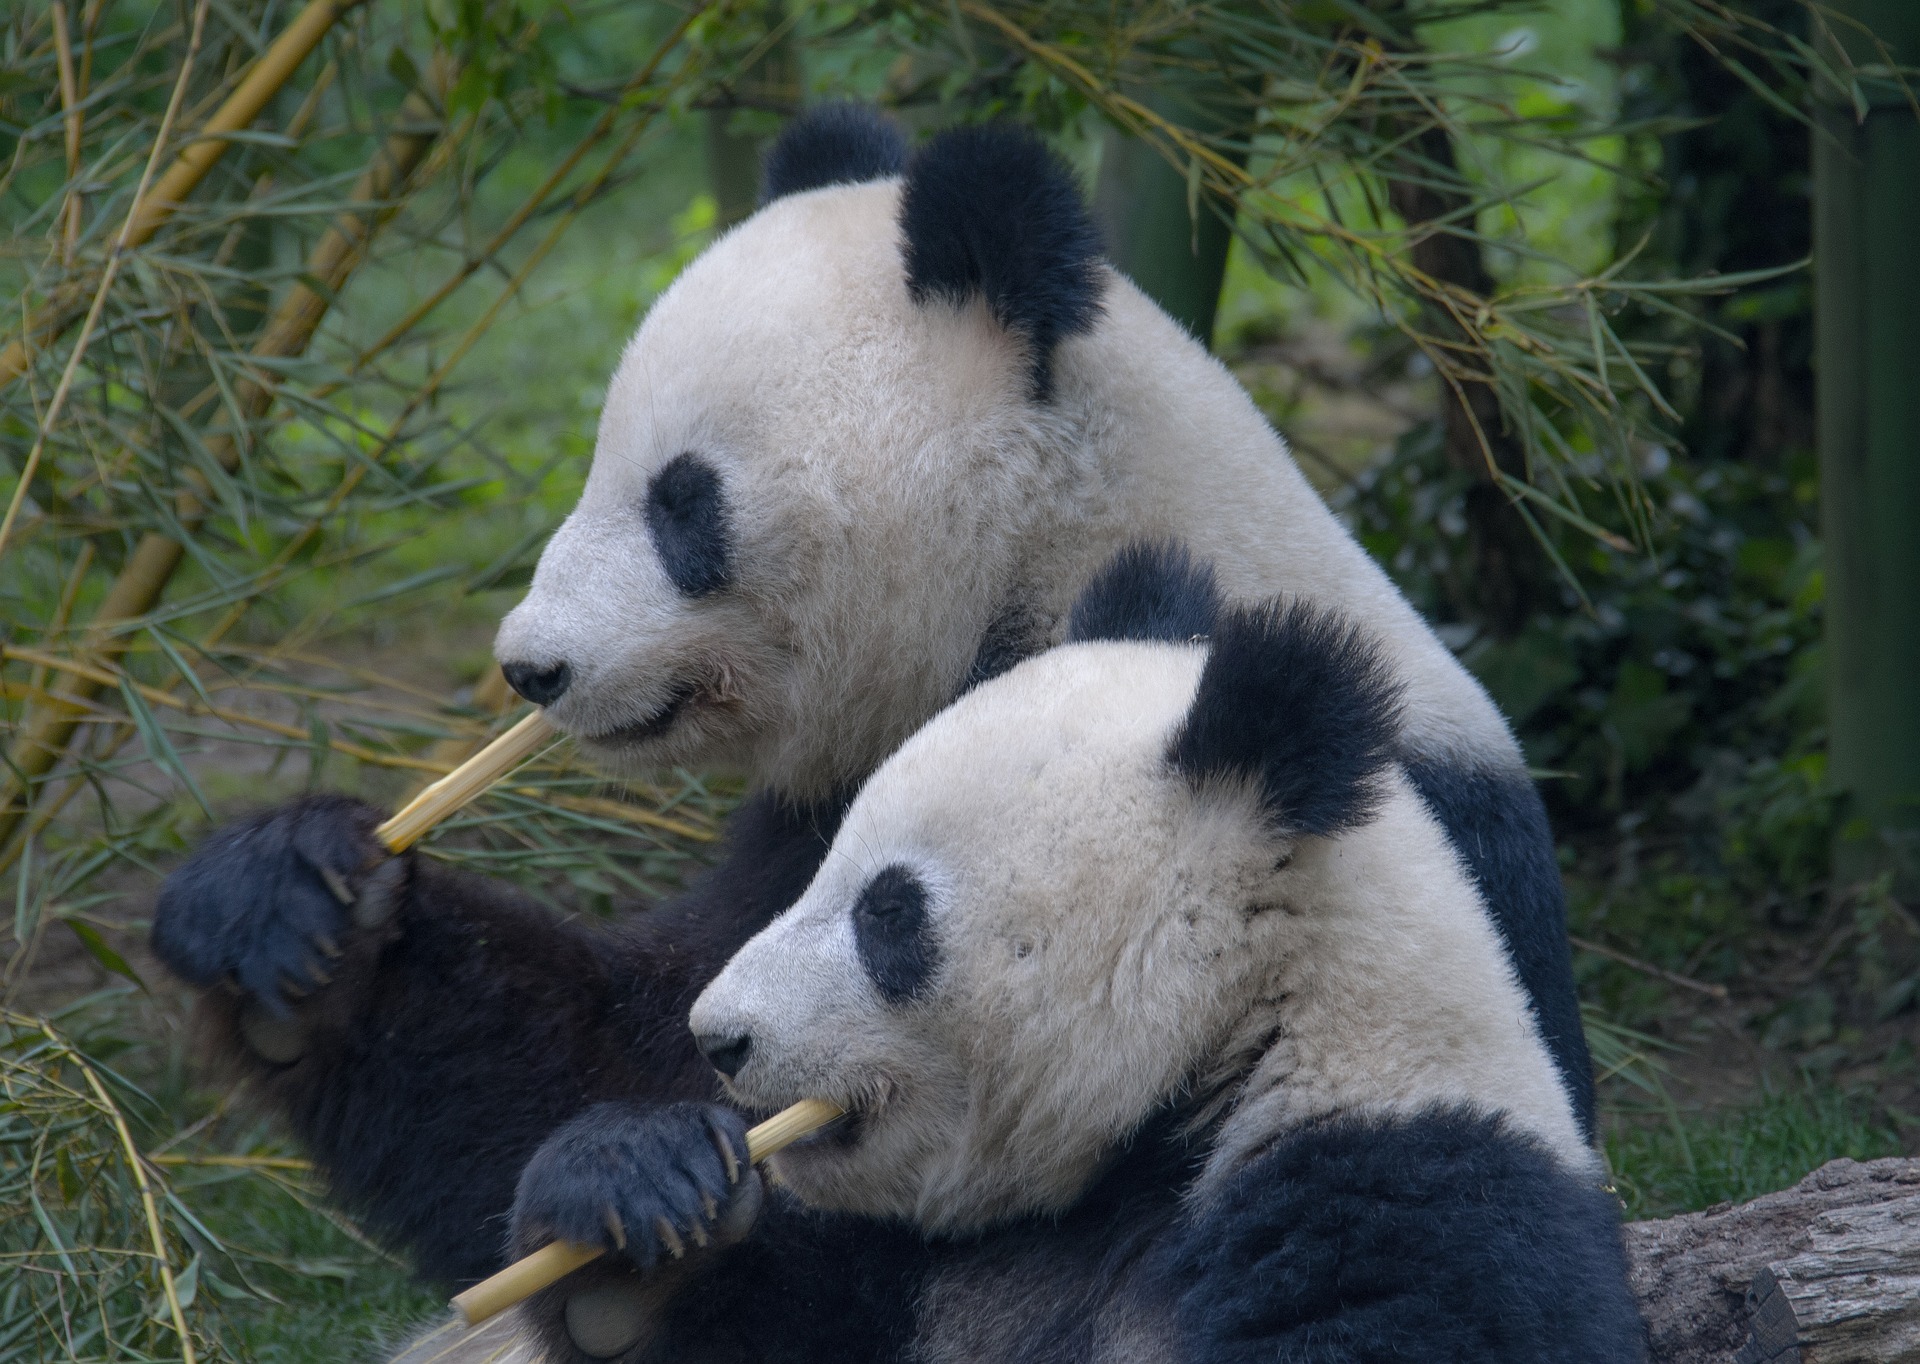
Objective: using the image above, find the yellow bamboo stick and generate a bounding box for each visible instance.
[449,1098,845,1327]
[374,710,558,852]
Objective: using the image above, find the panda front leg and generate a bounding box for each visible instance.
[1162,1111,1644,1364]
[151,792,836,1286]
[510,1101,924,1364]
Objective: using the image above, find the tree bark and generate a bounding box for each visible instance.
[1623,1157,1920,1363]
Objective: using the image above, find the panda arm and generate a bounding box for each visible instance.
[156,791,840,1286]
[1158,1110,1644,1364]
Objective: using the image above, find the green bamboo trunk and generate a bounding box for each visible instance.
[707,4,802,226]
[1817,0,1920,889]
[1094,86,1247,349]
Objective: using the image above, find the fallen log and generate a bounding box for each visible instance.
[1624,1156,1920,1363]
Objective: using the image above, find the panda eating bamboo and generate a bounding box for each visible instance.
[151,105,1595,1293]
[501,543,1643,1363]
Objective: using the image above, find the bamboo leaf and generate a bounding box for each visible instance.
[117,677,212,818]
[62,919,146,990]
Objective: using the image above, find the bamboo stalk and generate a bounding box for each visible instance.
[0,0,363,389]
[449,1098,845,1327]
[375,711,557,852]
[51,2,82,261]
[0,87,446,852]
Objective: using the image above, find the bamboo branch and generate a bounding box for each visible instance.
[0,0,364,390]
[0,0,214,561]
[0,86,447,852]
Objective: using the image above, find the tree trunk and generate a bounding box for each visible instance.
[1385,125,1544,639]
[1092,88,1241,348]
[705,3,802,227]
[1623,1157,1920,1362]
[1816,0,1920,894]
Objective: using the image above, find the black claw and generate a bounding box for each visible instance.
[318,865,355,905]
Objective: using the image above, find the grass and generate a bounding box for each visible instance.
[160,1159,440,1364]
[1605,1082,1906,1220]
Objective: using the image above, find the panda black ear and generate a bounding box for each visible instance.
[760,104,909,206]
[1068,541,1219,645]
[1169,602,1405,838]
[899,123,1105,401]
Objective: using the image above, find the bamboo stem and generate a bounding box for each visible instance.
[449,1098,845,1327]
[67,1033,199,1364]
[375,711,557,853]
[51,2,81,261]
[0,0,362,389]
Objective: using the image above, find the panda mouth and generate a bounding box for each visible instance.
[786,1106,866,1152]
[586,681,700,748]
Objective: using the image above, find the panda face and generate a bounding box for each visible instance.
[691,566,1594,1232]
[494,180,1052,788]
[691,641,1295,1231]
[493,113,1114,798]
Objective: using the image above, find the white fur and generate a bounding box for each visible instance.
[495,179,1515,799]
[690,641,1593,1237]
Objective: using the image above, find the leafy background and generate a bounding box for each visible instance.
[1,1,1914,1359]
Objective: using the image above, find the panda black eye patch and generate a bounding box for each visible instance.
[644,452,734,597]
[853,865,939,1004]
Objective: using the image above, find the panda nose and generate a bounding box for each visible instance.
[501,660,572,706]
[696,1033,752,1079]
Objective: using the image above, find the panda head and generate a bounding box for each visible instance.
[493,105,1106,795]
[689,543,1410,1232]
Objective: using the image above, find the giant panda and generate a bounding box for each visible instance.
[150,105,1591,1289]
[499,542,1643,1364]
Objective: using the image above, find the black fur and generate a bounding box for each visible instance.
[153,790,843,1286]
[853,864,938,1003]
[511,1101,751,1269]
[153,794,378,1015]
[514,1105,1641,1363]
[961,593,1050,694]
[1067,541,1219,645]
[1159,1109,1645,1363]
[900,124,1105,401]
[526,1189,927,1364]
[1404,759,1597,1139]
[645,453,734,597]
[1169,602,1405,837]
[760,103,909,205]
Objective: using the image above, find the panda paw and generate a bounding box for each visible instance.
[511,1101,761,1271]
[152,794,403,1017]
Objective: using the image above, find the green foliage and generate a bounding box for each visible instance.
[3,1000,438,1364]
[1344,421,1828,864]
[1607,1082,1904,1218]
